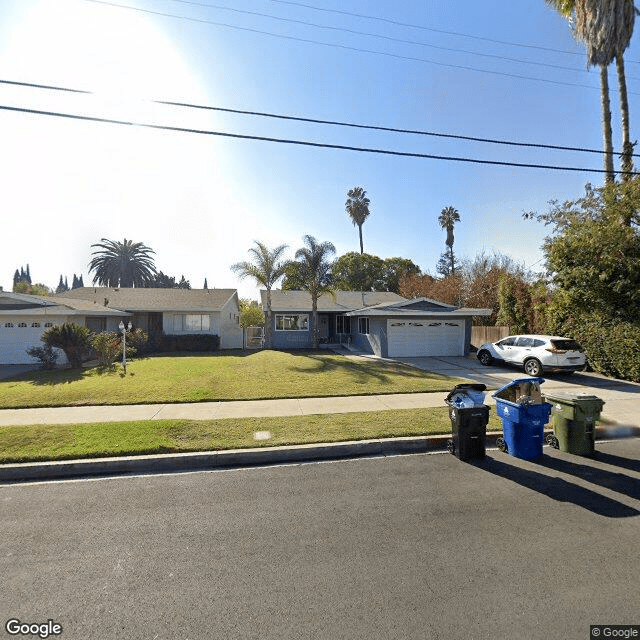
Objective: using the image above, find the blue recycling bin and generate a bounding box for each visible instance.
[492,378,552,460]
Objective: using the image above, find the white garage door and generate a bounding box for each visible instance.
[0,320,49,364]
[387,319,465,357]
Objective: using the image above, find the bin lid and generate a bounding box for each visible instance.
[445,383,487,405]
[492,378,545,398]
[543,392,605,405]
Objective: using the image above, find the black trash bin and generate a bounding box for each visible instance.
[445,384,490,461]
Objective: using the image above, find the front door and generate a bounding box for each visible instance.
[319,315,329,340]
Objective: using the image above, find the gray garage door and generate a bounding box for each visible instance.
[387,319,464,357]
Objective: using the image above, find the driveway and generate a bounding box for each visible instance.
[394,354,640,427]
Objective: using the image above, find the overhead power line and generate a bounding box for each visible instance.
[2,77,637,158]
[82,0,618,94]
[1,103,631,176]
[155,0,630,79]
[261,0,640,65]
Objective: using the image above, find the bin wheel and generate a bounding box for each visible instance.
[496,437,507,453]
[545,434,559,449]
[446,439,455,454]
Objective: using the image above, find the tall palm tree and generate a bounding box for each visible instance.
[345,186,371,254]
[231,241,288,349]
[546,0,636,181]
[291,235,336,349]
[88,238,156,287]
[438,206,461,275]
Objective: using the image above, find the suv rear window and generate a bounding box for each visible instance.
[551,339,583,351]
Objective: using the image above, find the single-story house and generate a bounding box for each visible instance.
[0,290,128,364]
[56,287,243,350]
[261,290,406,349]
[261,290,491,357]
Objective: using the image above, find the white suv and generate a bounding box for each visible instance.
[476,334,586,376]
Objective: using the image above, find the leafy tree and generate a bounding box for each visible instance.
[13,265,32,289]
[345,186,371,254]
[381,257,421,293]
[13,282,53,296]
[177,275,191,289]
[203,278,208,289]
[438,206,461,275]
[435,251,461,278]
[231,241,289,349]
[289,235,336,349]
[41,323,93,369]
[398,273,462,306]
[239,300,265,328]
[89,238,156,287]
[91,332,122,368]
[332,252,384,291]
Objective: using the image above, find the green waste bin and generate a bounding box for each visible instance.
[543,392,605,456]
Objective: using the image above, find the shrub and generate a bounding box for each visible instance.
[42,323,93,369]
[91,332,122,368]
[156,333,220,353]
[127,328,150,355]
[567,313,640,383]
[25,344,59,370]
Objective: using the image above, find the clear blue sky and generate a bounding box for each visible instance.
[1,0,638,299]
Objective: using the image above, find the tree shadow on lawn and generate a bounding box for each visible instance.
[19,368,86,387]
[287,352,442,384]
[473,455,639,518]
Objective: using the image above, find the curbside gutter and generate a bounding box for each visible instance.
[1,428,636,484]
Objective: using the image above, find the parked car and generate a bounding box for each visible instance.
[476,334,586,376]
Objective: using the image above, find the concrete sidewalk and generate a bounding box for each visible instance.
[0,392,453,426]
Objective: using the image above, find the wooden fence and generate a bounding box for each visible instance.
[471,326,510,349]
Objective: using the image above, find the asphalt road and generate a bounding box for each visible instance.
[2,439,639,640]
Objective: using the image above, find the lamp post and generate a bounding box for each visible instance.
[119,320,132,374]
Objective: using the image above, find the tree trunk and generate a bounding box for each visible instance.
[265,288,273,349]
[616,54,633,183]
[311,296,319,349]
[600,64,615,183]
[358,225,364,254]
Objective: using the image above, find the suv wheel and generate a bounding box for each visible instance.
[478,350,493,366]
[524,358,543,376]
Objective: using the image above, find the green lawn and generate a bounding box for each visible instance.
[0,407,505,464]
[0,350,468,409]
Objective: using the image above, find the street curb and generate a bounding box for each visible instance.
[0,432,500,483]
[1,428,636,484]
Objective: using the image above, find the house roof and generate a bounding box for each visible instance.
[0,292,128,317]
[261,290,406,312]
[344,297,493,317]
[56,287,238,312]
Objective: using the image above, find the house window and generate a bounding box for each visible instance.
[336,316,351,333]
[18,322,27,328]
[358,317,369,334]
[275,314,309,331]
[185,314,210,331]
[44,322,53,328]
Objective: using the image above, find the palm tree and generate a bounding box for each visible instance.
[546,0,636,181]
[231,241,288,349]
[345,186,371,254]
[291,235,336,349]
[88,238,156,287]
[438,206,461,275]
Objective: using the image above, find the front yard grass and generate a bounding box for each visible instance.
[0,407,505,464]
[0,350,468,409]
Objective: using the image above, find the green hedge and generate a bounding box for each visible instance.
[156,333,220,353]
[568,314,640,382]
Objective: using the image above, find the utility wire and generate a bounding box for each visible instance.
[1,103,632,176]
[82,0,618,95]
[2,77,638,158]
[154,0,628,79]
[262,0,640,65]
